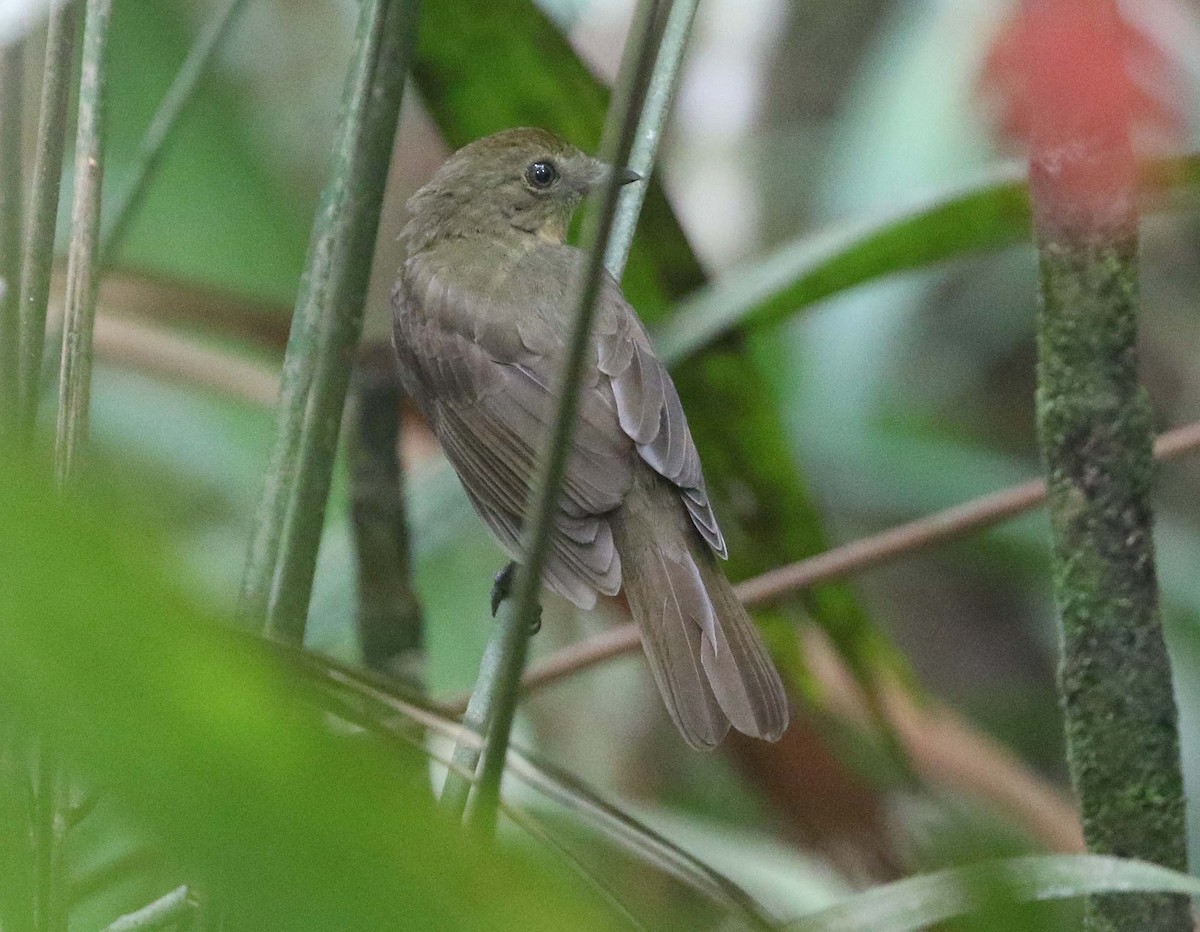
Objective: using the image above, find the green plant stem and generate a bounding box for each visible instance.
[1030,33,1189,932]
[605,0,698,278]
[54,0,114,487]
[0,42,23,431]
[17,2,80,433]
[439,612,522,820]
[238,0,418,636]
[346,346,424,678]
[98,0,248,266]
[101,885,192,932]
[465,0,665,841]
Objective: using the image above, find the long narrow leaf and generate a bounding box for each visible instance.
[655,153,1200,366]
[784,855,1200,932]
[99,0,249,265]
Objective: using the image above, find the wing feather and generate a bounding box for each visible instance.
[393,254,628,607]
[594,277,727,558]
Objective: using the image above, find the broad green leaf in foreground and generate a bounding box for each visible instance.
[785,855,1200,932]
[0,451,611,931]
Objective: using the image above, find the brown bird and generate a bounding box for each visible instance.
[391,127,788,749]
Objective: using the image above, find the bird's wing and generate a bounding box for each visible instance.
[592,274,727,558]
[393,250,632,609]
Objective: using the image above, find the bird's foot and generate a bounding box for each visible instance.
[490,562,516,617]
[490,563,542,635]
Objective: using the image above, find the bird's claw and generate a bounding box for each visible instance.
[490,563,541,635]
[490,562,516,617]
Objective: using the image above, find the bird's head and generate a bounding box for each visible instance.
[403,127,639,252]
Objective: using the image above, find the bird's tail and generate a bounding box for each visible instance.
[611,477,789,750]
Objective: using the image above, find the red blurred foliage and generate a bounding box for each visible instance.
[981,0,1186,220]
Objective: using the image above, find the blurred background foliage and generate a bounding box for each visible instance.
[8,0,1200,927]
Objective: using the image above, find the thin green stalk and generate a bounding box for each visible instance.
[99,0,248,266]
[346,348,424,678]
[605,0,698,279]
[17,2,80,433]
[256,0,419,640]
[54,0,114,487]
[101,886,192,932]
[0,41,23,430]
[439,623,512,819]
[465,0,667,841]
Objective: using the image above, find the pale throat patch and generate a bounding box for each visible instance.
[535,214,568,244]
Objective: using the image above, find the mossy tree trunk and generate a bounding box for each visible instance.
[1027,3,1189,929]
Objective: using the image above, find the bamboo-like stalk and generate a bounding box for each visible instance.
[439,627,509,819]
[54,0,114,487]
[605,0,698,278]
[1026,4,1189,929]
[98,0,248,265]
[0,42,23,430]
[237,0,418,638]
[17,2,80,433]
[464,0,670,841]
[38,4,113,928]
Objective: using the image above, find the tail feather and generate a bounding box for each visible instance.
[612,477,789,750]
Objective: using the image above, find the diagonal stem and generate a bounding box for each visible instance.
[605,0,699,279]
[463,0,669,841]
[98,0,249,266]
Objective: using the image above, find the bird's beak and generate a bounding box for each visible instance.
[618,167,642,185]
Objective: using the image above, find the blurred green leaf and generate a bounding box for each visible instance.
[784,855,1200,932]
[656,154,1200,366]
[303,655,775,927]
[0,450,613,931]
[656,166,1027,366]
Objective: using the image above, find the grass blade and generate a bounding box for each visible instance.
[654,153,1200,367]
[98,0,249,266]
[17,1,79,433]
[655,164,1029,365]
[784,855,1200,932]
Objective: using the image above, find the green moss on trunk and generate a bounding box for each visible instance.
[1035,222,1189,931]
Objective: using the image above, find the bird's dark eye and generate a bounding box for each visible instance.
[525,160,558,189]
